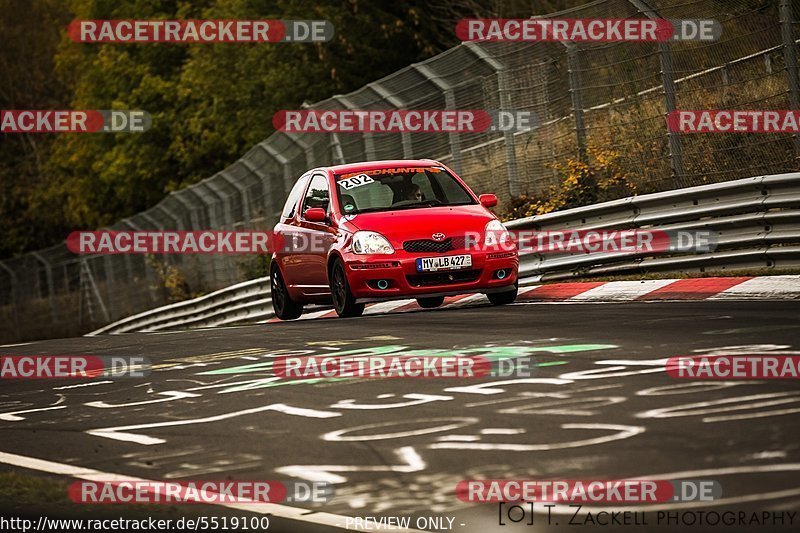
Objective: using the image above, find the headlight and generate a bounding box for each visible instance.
[352,231,394,254]
[484,219,512,247]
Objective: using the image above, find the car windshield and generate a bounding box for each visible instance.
[334,166,475,215]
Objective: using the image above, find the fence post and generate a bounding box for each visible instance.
[565,42,587,164]
[780,0,800,158]
[413,64,463,173]
[335,95,376,160]
[498,70,521,197]
[465,42,519,197]
[31,252,57,326]
[629,0,685,186]
[368,81,414,158]
[0,260,21,341]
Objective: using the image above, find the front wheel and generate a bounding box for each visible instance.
[271,264,303,320]
[417,296,445,308]
[330,259,365,317]
[487,284,518,306]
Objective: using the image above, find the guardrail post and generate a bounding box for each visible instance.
[780,0,800,158]
[629,0,685,187]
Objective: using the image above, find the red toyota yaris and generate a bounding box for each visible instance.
[270,159,519,319]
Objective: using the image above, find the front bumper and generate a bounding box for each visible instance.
[342,250,519,302]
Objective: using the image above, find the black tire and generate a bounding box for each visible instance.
[487,284,518,306]
[330,259,365,317]
[270,264,303,320]
[416,296,445,308]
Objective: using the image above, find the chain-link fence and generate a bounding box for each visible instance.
[2,0,799,342]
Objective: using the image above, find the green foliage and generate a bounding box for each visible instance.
[145,255,199,302]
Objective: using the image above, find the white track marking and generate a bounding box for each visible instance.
[0,405,67,422]
[636,392,800,422]
[518,285,542,296]
[428,423,644,451]
[708,275,800,300]
[85,390,201,409]
[275,446,425,485]
[636,381,758,396]
[569,279,676,300]
[0,451,426,532]
[330,393,453,410]
[443,293,485,307]
[86,403,340,445]
[323,418,478,442]
[364,299,415,315]
[444,377,573,395]
[53,380,113,390]
[435,435,481,441]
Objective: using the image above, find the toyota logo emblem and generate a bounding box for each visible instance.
[432,233,446,242]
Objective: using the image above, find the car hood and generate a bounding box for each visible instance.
[342,204,494,247]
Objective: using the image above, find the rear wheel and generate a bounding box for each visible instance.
[416,296,445,308]
[271,264,303,320]
[487,284,518,306]
[330,259,365,317]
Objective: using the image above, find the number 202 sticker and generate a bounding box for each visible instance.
[339,174,374,190]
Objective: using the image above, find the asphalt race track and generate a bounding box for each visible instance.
[1,299,799,532]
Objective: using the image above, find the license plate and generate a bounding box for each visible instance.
[416,254,472,272]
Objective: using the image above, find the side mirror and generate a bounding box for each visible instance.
[479,194,498,208]
[305,207,327,223]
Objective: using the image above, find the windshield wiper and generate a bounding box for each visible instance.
[390,200,444,210]
[351,200,452,214]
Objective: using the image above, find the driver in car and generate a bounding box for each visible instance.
[407,184,423,202]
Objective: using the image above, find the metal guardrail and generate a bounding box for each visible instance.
[87,277,270,335]
[507,172,800,281]
[92,172,800,335]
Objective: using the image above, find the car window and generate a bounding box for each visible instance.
[302,174,330,217]
[411,173,435,201]
[281,175,309,220]
[432,169,474,203]
[334,167,474,214]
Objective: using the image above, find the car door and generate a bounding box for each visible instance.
[294,173,336,295]
[275,174,310,289]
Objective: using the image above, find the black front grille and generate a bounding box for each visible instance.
[406,269,481,287]
[403,237,467,254]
